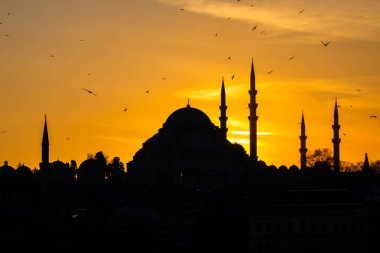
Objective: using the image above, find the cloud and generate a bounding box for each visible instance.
[156,0,380,42]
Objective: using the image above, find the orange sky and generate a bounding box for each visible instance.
[0,0,380,169]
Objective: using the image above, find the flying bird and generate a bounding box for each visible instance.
[267,70,273,74]
[82,88,97,96]
[251,26,257,31]
[321,40,331,47]
[7,12,11,16]
[342,133,347,136]
[369,115,378,119]
[0,131,8,134]
[5,34,10,37]
[146,90,150,93]
[298,9,305,14]
[66,137,70,140]
[228,56,231,60]
[50,54,55,57]
[215,33,218,36]
[79,39,85,42]
[356,89,361,92]
[337,105,342,108]
[180,8,184,11]
[123,107,128,112]
[288,56,295,61]
[231,75,235,80]
[162,77,166,80]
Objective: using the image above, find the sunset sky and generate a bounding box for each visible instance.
[1,0,380,169]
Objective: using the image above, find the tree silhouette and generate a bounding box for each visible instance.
[306,148,333,169]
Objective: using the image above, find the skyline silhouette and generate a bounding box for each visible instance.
[1,0,380,170]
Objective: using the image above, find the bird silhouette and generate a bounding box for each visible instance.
[50,54,55,58]
[66,137,70,140]
[298,9,305,14]
[5,34,10,37]
[82,88,97,96]
[7,12,11,16]
[267,70,273,74]
[356,89,361,92]
[252,26,257,31]
[162,77,166,80]
[180,8,184,11]
[123,107,128,112]
[79,39,85,42]
[288,56,295,61]
[343,133,347,136]
[231,75,235,80]
[0,131,8,134]
[228,56,231,60]
[215,33,218,36]
[146,90,150,93]
[369,115,378,119]
[337,105,342,108]
[321,40,331,46]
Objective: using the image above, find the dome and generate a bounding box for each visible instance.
[0,161,16,177]
[16,165,32,176]
[108,204,160,226]
[163,104,213,132]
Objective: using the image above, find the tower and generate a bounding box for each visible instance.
[332,99,341,172]
[363,153,370,174]
[41,115,49,169]
[299,111,307,169]
[249,60,258,163]
[219,77,228,139]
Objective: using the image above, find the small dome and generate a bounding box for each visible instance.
[0,161,16,176]
[108,204,160,226]
[51,160,66,169]
[16,165,32,176]
[164,105,213,132]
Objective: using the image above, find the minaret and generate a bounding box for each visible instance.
[299,111,307,169]
[249,60,258,163]
[363,153,370,174]
[332,99,341,172]
[41,115,49,168]
[219,77,228,139]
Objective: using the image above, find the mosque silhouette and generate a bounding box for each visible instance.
[0,61,379,252]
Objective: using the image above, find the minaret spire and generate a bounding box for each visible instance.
[248,59,258,163]
[363,153,370,175]
[332,98,341,172]
[219,77,228,139]
[299,111,307,169]
[41,115,50,169]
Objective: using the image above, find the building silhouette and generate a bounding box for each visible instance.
[40,115,49,170]
[332,98,341,172]
[127,100,247,185]
[219,77,228,139]
[299,111,307,169]
[249,61,258,163]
